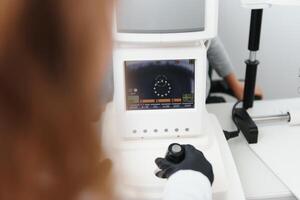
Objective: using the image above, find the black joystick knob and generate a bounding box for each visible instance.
[165,143,185,164]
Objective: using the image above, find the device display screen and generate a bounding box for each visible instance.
[125,59,195,110]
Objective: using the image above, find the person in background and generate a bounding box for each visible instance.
[207,37,263,100]
[0,0,214,200]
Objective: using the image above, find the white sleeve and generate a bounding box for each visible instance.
[163,170,212,200]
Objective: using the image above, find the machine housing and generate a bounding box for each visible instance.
[101,0,244,199]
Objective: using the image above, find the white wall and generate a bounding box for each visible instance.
[218,0,300,99]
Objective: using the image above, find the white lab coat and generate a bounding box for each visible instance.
[163,170,212,200]
[79,170,212,200]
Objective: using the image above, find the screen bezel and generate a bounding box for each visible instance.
[113,45,207,115]
[112,45,207,138]
[112,0,218,43]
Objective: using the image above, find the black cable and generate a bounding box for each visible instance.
[223,100,242,140]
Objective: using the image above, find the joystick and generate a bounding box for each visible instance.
[165,143,185,164]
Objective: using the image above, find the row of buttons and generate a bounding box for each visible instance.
[132,128,190,134]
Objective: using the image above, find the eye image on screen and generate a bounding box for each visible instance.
[125,59,195,110]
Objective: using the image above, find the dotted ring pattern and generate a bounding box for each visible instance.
[153,80,172,98]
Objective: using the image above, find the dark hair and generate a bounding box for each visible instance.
[0,0,113,199]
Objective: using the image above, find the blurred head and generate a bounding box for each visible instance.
[0,0,113,199]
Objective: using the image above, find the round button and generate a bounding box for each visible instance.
[166,143,185,164]
[171,144,182,154]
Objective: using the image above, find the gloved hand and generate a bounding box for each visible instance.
[155,144,214,185]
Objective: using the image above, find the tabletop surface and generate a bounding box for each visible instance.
[206,99,299,200]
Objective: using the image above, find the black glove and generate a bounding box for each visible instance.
[155,144,214,185]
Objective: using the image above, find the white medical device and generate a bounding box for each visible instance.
[114,0,218,43]
[101,0,244,199]
[113,0,217,140]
